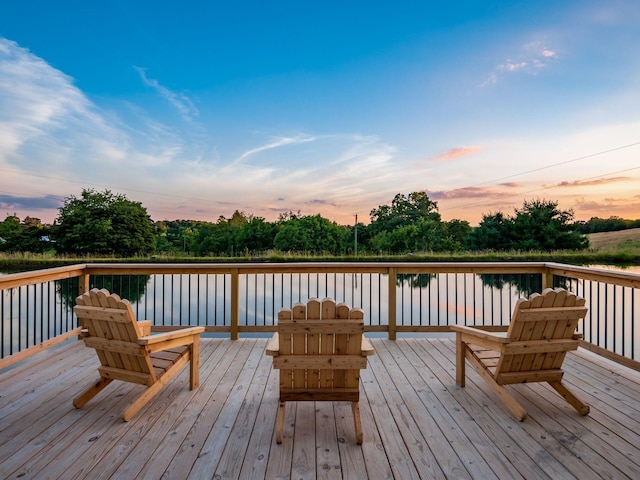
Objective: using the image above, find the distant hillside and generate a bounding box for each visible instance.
[587,228,640,253]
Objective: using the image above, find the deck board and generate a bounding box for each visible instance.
[434,337,640,480]
[1,337,639,479]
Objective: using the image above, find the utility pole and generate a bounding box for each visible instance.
[354,213,358,256]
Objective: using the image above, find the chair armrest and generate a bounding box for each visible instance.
[138,326,205,345]
[451,325,510,343]
[138,320,152,336]
[361,337,375,356]
[265,333,279,356]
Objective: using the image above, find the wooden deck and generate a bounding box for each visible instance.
[1,337,639,479]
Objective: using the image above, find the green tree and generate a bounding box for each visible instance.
[467,200,588,252]
[0,215,21,249]
[53,189,155,256]
[466,212,514,251]
[511,199,588,251]
[157,219,203,253]
[369,192,441,237]
[442,219,472,252]
[0,215,51,253]
[194,219,238,256]
[274,214,345,254]
[234,216,278,254]
[577,216,640,234]
[368,192,454,253]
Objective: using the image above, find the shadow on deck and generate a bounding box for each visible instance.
[1,337,639,479]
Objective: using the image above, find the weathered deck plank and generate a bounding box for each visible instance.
[1,337,640,479]
[415,338,565,480]
[419,343,593,480]
[434,337,640,479]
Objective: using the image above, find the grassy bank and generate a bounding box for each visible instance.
[586,228,640,254]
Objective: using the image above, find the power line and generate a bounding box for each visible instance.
[455,165,640,210]
[464,141,640,189]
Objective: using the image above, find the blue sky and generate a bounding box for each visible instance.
[1,1,639,226]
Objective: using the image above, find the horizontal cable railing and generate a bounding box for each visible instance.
[1,262,639,369]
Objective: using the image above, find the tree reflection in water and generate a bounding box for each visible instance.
[57,274,150,308]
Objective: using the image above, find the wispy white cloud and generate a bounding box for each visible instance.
[134,66,199,122]
[480,40,558,87]
[0,38,188,204]
[178,133,400,222]
[0,38,94,164]
[233,135,317,165]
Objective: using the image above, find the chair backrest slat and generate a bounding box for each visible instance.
[74,288,153,377]
[497,289,587,376]
[276,298,364,392]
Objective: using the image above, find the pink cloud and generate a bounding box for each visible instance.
[572,197,640,218]
[428,186,512,200]
[433,146,481,162]
[499,182,523,188]
[305,199,339,207]
[556,176,630,187]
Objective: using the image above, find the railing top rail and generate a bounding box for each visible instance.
[0,264,88,290]
[83,261,551,274]
[545,262,640,288]
[2,261,639,289]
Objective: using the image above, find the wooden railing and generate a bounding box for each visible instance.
[546,263,640,370]
[1,262,639,371]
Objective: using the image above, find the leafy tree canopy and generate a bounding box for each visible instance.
[367,192,470,253]
[274,214,346,254]
[2,189,598,257]
[577,216,640,234]
[0,215,21,240]
[369,192,440,236]
[53,189,155,256]
[0,214,51,253]
[467,199,588,252]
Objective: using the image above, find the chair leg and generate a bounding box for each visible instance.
[276,401,286,444]
[549,381,590,415]
[190,337,200,390]
[123,381,166,421]
[455,334,466,387]
[123,354,190,421]
[73,377,113,409]
[352,402,363,444]
[491,383,527,421]
[467,352,527,421]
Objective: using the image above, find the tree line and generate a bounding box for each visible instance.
[2,188,632,257]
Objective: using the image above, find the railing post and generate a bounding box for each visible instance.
[78,271,90,297]
[230,269,239,340]
[542,269,554,290]
[77,269,90,335]
[388,267,397,340]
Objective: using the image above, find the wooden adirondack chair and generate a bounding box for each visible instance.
[73,288,205,421]
[451,288,590,421]
[265,298,375,444]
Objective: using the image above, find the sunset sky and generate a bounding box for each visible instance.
[1,1,639,226]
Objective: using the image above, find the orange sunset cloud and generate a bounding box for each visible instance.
[433,146,482,162]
